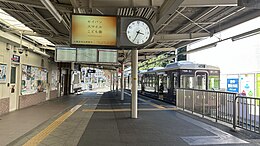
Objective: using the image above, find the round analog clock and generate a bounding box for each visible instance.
[126,20,151,45]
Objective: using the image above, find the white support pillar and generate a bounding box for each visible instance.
[112,72,115,92]
[70,62,75,93]
[116,68,119,94]
[110,71,112,91]
[131,49,138,118]
[121,63,124,100]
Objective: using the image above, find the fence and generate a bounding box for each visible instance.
[176,88,260,133]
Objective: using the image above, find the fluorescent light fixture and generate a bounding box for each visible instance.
[231,28,260,41]
[40,0,63,23]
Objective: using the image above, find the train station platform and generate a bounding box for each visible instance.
[1,88,260,146]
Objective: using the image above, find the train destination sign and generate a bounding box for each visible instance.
[71,15,117,47]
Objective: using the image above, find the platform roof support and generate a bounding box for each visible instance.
[112,72,115,92]
[131,49,138,119]
[121,63,124,101]
[116,68,119,94]
[110,71,112,91]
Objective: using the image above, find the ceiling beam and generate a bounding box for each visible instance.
[26,7,59,35]
[154,33,210,42]
[0,0,72,12]
[151,0,184,33]
[0,6,33,14]
[181,0,237,7]
[139,47,175,53]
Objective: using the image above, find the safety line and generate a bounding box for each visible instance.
[82,108,177,112]
[124,91,166,109]
[22,99,88,146]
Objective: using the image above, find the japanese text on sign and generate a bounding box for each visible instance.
[71,15,117,46]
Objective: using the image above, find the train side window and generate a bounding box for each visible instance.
[180,75,194,89]
[167,76,171,89]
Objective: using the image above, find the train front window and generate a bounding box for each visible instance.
[180,76,194,89]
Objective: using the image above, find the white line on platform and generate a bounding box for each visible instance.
[178,113,248,145]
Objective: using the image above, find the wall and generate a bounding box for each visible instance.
[0,32,59,115]
[0,41,12,114]
[187,35,260,74]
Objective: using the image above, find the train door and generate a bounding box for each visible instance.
[167,72,177,101]
[195,71,208,90]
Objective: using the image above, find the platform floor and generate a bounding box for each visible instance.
[1,88,260,146]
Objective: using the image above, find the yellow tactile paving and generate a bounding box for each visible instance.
[23,100,87,146]
[82,108,177,112]
[138,98,166,109]
[124,91,166,109]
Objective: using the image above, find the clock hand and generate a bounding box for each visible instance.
[139,31,144,35]
[133,30,141,41]
[133,33,139,42]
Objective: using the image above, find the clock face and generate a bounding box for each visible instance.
[126,20,151,45]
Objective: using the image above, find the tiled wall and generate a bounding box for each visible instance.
[19,92,46,109]
[0,98,9,116]
[50,90,58,99]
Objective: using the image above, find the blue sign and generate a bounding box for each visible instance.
[227,78,239,93]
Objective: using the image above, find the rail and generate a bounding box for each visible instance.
[176,88,236,124]
[176,88,260,133]
[234,96,260,133]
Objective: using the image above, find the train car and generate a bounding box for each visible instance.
[138,61,220,105]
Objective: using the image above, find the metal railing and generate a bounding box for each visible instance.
[234,96,260,133]
[177,88,236,124]
[177,88,260,133]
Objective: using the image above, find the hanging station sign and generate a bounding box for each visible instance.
[77,48,97,62]
[70,14,154,48]
[56,47,76,62]
[55,46,118,63]
[70,15,117,47]
[98,50,118,63]
[11,55,20,63]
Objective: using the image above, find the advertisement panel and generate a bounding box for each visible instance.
[240,74,255,97]
[0,64,7,83]
[257,73,260,98]
[227,78,239,93]
[71,15,117,46]
[256,73,260,105]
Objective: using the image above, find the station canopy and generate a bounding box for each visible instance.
[0,0,259,69]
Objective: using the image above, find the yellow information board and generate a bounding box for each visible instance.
[71,15,117,46]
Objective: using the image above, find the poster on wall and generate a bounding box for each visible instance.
[21,65,48,95]
[227,78,239,93]
[240,74,255,97]
[256,73,260,105]
[51,70,58,90]
[0,64,7,83]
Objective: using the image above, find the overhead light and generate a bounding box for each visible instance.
[40,0,63,23]
[231,28,260,41]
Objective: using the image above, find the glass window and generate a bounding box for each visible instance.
[10,67,16,84]
[180,75,194,88]
[167,75,171,89]
[196,75,206,90]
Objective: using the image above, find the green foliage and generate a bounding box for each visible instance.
[138,54,171,70]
